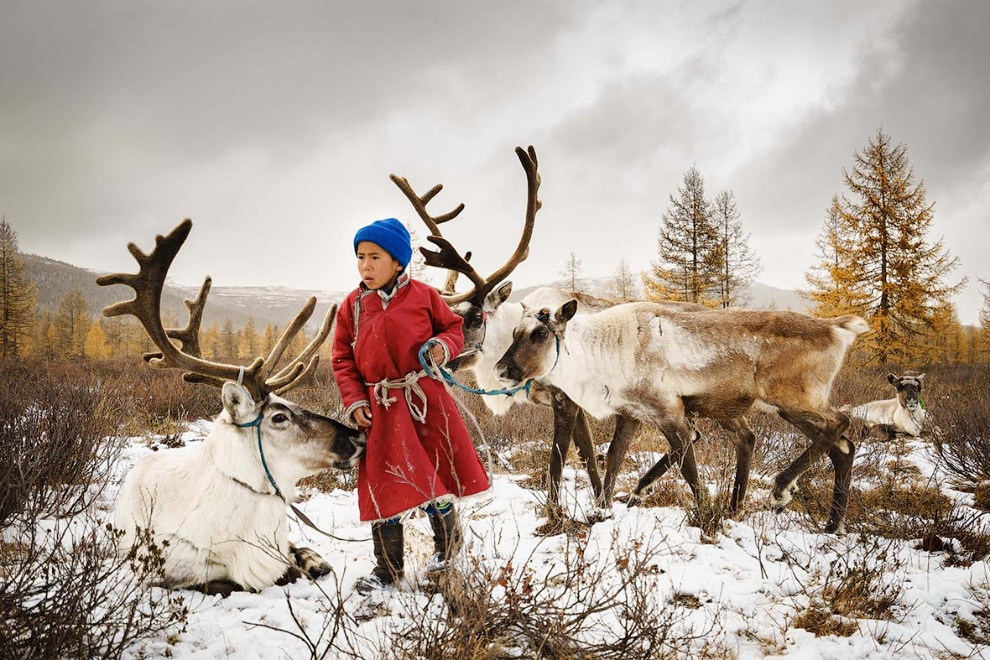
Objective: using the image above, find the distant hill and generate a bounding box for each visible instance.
[21,253,347,329]
[510,276,810,313]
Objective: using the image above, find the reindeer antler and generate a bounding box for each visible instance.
[391,145,541,306]
[97,219,335,400]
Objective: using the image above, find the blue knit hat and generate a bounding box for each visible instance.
[353,218,412,268]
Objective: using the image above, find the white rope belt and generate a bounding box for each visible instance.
[366,370,429,423]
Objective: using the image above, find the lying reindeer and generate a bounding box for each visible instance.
[847,372,928,439]
[497,300,868,533]
[101,220,365,595]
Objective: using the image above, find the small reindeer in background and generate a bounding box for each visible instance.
[847,372,928,439]
[101,220,365,596]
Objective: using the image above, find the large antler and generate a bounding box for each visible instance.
[391,145,541,306]
[388,173,476,295]
[97,219,335,400]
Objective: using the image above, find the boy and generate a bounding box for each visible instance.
[332,218,490,594]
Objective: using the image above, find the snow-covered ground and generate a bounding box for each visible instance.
[105,422,990,659]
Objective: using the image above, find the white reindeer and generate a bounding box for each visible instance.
[847,372,928,439]
[100,220,365,595]
[496,300,869,533]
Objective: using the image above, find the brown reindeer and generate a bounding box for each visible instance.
[497,300,869,533]
[391,149,761,524]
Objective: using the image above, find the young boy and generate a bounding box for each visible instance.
[331,218,490,594]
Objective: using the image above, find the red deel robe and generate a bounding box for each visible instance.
[332,274,490,521]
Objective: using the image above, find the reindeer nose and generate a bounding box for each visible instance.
[497,361,521,384]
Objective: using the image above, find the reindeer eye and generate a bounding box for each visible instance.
[272,413,289,424]
[532,326,548,341]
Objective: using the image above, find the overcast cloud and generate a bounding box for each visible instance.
[1,0,986,322]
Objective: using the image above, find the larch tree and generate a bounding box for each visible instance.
[979,279,990,362]
[559,252,584,293]
[643,167,722,305]
[609,259,637,300]
[84,321,109,359]
[240,317,259,358]
[0,217,37,357]
[803,196,871,317]
[54,289,90,359]
[712,191,761,308]
[807,129,963,364]
[405,224,431,285]
[218,319,238,360]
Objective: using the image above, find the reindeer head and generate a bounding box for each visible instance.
[496,299,577,385]
[97,220,366,488]
[391,146,541,366]
[221,382,364,480]
[888,372,926,411]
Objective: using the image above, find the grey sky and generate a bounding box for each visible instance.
[2,0,986,322]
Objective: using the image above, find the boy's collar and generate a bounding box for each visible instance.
[359,270,410,300]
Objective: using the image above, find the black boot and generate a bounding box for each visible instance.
[426,505,462,575]
[355,522,404,594]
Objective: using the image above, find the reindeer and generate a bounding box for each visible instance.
[389,148,611,519]
[100,220,365,596]
[391,149,759,522]
[496,300,869,533]
[847,372,928,439]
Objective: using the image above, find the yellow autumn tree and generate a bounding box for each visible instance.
[84,321,109,359]
[804,128,964,365]
[0,217,37,357]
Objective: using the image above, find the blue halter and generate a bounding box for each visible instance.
[418,342,532,397]
[235,412,283,500]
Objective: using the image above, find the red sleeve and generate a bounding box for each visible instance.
[331,294,369,416]
[427,286,464,361]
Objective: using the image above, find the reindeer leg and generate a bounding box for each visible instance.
[570,408,604,502]
[190,579,245,597]
[601,415,642,505]
[772,408,851,522]
[825,435,856,534]
[631,423,707,502]
[547,391,580,517]
[720,417,756,518]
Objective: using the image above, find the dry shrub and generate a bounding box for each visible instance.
[0,357,188,659]
[930,364,990,489]
[792,536,903,637]
[0,359,125,525]
[380,530,719,659]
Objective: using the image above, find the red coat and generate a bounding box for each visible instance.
[332,274,490,521]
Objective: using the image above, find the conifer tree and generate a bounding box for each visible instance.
[84,321,109,359]
[261,322,277,355]
[712,191,761,308]
[54,289,90,359]
[643,167,722,305]
[979,279,990,362]
[240,317,258,358]
[805,129,963,364]
[609,259,637,300]
[559,252,584,293]
[219,319,238,360]
[0,217,37,357]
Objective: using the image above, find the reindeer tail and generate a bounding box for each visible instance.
[831,315,870,336]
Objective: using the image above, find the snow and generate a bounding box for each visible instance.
[88,425,990,658]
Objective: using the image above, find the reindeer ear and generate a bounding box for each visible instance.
[887,373,897,385]
[487,282,513,309]
[222,381,258,425]
[917,373,926,383]
[556,299,578,324]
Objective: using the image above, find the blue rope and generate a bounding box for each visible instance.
[235,413,283,500]
[417,342,532,397]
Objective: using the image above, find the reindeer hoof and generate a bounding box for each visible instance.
[291,546,332,580]
[770,482,797,512]
[824,520,846,535]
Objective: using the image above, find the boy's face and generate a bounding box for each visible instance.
[356,241,403,290]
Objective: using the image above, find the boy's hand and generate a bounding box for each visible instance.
[352,406,373,428]
[428,341,445,365]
